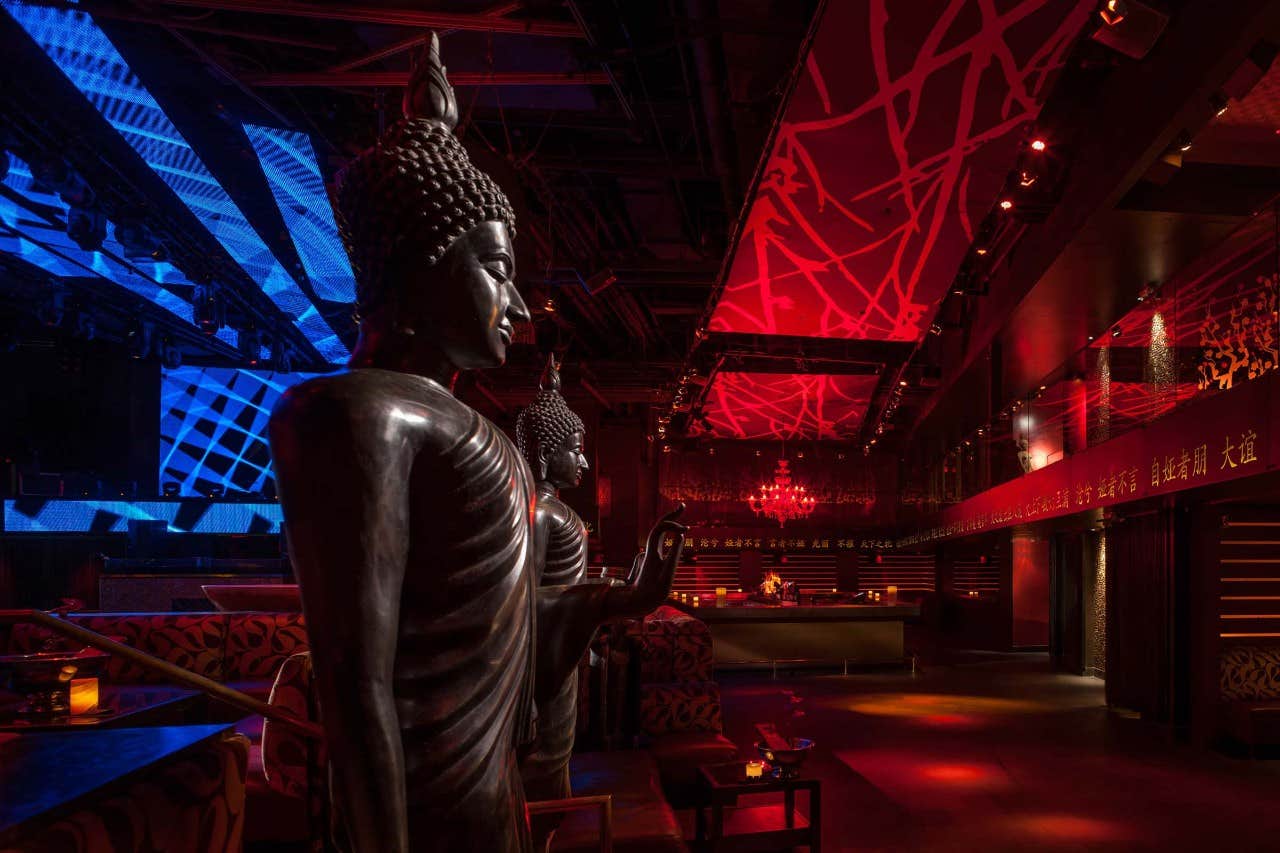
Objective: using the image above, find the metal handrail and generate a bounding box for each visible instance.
[527,794,613,853]
[0,609,322,740]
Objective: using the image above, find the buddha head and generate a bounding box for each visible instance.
[336,33,528,371]
[516,355,588,489]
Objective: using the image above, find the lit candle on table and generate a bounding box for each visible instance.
[69,677,98,715]
[745,760,764,779]
[887,584,898,604]
[692,595,700,607]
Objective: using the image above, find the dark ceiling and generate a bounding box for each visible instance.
[0,0,817,410]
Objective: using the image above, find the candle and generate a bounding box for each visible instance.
[831,588,837,593]
[692,595,700,607]
[874,591,881,602]
[715,586,727,606]
[886,585,898,604]
[680,592,687,602]
[69,677,98,715]
[745,760,764,779]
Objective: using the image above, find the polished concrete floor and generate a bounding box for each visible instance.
[705,655,1280,852]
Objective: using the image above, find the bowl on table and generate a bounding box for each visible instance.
[0,648,108,716]
[202,583,302,612]
[755,737,814,778]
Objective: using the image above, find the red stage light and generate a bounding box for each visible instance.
[999,198,1014,211]
[1030,138,1047,152]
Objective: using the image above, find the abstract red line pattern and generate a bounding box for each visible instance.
[703,372,880,439]
[710,0,1093,341]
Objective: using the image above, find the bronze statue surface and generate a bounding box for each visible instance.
[268,34,535,853]
[515,358,590,810]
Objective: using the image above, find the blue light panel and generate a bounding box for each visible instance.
[160,366,314,497]
[243,123,356,304]
[2,156,240,345]
[4,498,283,534]
[3,2,350,363]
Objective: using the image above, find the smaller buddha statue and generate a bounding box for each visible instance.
[516,355,590,589]
[515,356,687,820]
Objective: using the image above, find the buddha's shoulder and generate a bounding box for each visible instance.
[269,369,472,449]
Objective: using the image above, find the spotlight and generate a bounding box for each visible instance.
[1030,138,1047,152]
[1173,130,1193,152]
[1018,169,1037,188]
[1112,325,1122,338]
[542,296,557,313]
[899,379,908,387]
[1098,0,1127,26]
[1210,93,1230,117]
[160,339,182,370]
[66,206,106,251]
[237,327,262,366]
[192,285,224,335]
[929,323,943,335]
[272,342,293,374]
[998,197,1014,211]
[114,218,166,261]
[125,322,152,359]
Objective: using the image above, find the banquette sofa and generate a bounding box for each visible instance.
[1,604,736,850]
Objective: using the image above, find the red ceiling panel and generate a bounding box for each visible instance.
[703,372,879,439]
[709,0,1093,341]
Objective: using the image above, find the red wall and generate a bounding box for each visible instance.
[1012,533,1050,648]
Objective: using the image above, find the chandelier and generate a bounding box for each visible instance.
[747,458,817,527]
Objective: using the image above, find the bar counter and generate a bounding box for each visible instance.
[675,599,920,669]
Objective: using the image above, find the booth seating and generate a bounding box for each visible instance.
[2,606,735,850]
[2,611,310,846]
[1219,643,1280,754]
[619,605,739,806]
[2,611,309,698]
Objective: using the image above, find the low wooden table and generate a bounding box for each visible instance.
[695,761,821,852]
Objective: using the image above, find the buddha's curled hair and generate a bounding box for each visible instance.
[335,32,516,318]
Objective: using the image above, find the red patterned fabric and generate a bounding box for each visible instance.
[624,606,713,683]
[225,612,310,681]
[0,732,249,852]
[7,614,229,683]
[639,681,724,736]
[261,652,323,800]
[79,614,229,683]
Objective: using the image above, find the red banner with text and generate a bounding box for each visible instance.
[899,372,1277,545]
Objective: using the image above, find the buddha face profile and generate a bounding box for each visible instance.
[543,429,589,489]
[393,219,526,369]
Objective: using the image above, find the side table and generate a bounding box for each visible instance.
[695,761,821,852]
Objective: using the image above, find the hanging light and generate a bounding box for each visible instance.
[747,459,817,527]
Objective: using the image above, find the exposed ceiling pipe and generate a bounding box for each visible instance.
[156,1,584,38]
[685,0,740,217]
[241,70,611,87]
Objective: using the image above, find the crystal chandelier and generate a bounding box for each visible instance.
[747,458,817,527]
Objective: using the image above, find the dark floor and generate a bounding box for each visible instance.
[701,655,1280,852]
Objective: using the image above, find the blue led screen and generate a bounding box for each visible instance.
[1,155,239,346]
[160,366,314,496]
[4,499,283,534]
[244,123,356,305]
[3,2,350,363]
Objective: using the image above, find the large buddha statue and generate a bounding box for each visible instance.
[268,34,687,853]
[268,35,535,853]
